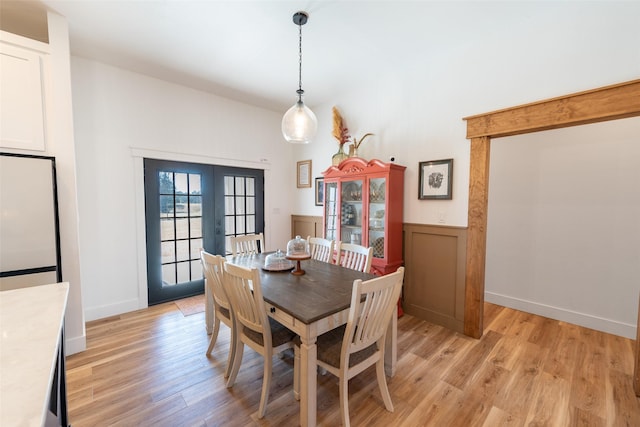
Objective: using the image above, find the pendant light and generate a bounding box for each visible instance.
[282,11,317,144]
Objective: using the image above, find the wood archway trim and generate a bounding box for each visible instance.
[461,79,640,339]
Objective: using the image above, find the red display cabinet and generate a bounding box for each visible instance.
[322,158,406,276]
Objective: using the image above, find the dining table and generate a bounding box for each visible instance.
[207,252,398,427]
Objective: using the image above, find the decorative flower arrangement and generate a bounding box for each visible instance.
[331,106,350,147]
[331,106,373,162]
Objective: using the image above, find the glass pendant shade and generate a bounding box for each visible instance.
[281,99,317,144]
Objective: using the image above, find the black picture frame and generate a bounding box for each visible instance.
[315,177,324,206]
[419,159,453,200]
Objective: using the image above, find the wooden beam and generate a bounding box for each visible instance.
[464,79,640,139]
[464,136,491,338]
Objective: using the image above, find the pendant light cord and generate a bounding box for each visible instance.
[297,21,304,100]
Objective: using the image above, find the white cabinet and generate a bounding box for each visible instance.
[0,31,48,151]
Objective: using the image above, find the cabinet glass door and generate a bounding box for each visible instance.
[368,177,386,259]
[324,181,339,241]
[341,179,363,245]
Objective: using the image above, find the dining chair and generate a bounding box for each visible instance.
[222,262,297,419]
[200,250,236,378]
[336,242,373,273]
[295,267,405,427]
[230,232,264,256]
[307,236,335,263]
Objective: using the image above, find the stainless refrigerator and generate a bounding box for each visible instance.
[0,153,61,290]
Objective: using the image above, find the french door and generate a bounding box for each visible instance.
[144,159,263,305]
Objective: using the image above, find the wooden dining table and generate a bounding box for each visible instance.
[209,252,398,427]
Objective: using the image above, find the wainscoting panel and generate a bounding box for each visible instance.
[291,215,323,239]
[402,223,467,333]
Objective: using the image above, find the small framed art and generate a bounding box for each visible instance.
[297,160,312,188]
[419,159,453,200]
[315,177,324,206]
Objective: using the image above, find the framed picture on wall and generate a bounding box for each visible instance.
[297,160,312,188]
[419,158,453,200]
[315,177,324,206]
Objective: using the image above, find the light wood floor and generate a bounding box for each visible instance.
[66,301,640,426]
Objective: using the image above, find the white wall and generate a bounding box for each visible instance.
[292,2,640,338]
[70,58,294,321]
[486,117,640,338]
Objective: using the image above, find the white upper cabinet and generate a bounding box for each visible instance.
[1,31,48,151]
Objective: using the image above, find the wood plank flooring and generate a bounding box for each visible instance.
[66,301,640,426]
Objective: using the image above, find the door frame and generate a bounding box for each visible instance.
[461,79,640,338]
[131,148,272,310]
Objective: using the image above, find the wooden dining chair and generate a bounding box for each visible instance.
[295,267,405,427]
[336,242,373,273]
[222,262,297,419]
[200,250,236,378]
[307,236,335,263]
[230,232,264,256]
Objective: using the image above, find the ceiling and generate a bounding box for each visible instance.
[18,1,587,112]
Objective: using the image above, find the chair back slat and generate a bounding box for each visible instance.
[344,267,404,355]
[201,251,230,311]
[230,233,264,256]
[223,261,270,341]
[337,242,373,273]
[307,236,335,263]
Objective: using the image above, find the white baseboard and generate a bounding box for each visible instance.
[84,298,142,322]
[65,333,86,355]
[485,292,636,339]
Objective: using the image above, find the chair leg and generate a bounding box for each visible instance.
[206,316,221,355]
[376,357,394,412]
[339,376,351,427]
[293,345,300,401]
[257,354,272,419]
[226,338,244,389]
[224,326,236,379]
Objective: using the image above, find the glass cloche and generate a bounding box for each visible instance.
[286,235,309,257]
[264,249,294,271]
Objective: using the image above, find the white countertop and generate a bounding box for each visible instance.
[0,282,69,427]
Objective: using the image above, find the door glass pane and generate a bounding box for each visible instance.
[235,177,245,195]
[161,241,175,264]
[224,173,260,252]
[190,217,202,238]
[158,170,203,286]
[189,175,201,195]
[176,262,190,283]
[175,218,189,239]
[225,196,234,214]
[225,216,235,234]
[341,179,363,245]
[224,176,234,194]
[190,195,202,216]
[176,240,190,262]
[174,173,188,194]
[246,216,255,233]
[246,177,255,196]
[160,195,174,217]
[235,217,245,234]
[369,177,386,259]
[235,196,245,214]
[190,238,203,258]
[191,260,202,280]
[162,264,175,285]
[324,182,338,241]
[246,197,255,214]
[160,218,174,240]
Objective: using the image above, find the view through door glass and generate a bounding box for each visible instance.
[144,159,264,305]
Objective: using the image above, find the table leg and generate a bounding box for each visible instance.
[299,335,318,427]
[384,312,397,377]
